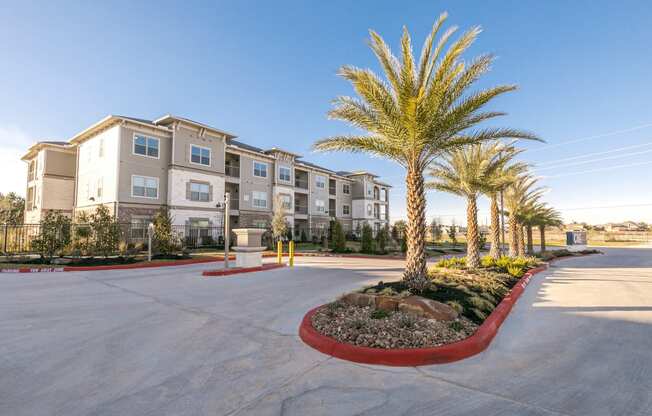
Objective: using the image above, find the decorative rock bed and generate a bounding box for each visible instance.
[311,302,477,349]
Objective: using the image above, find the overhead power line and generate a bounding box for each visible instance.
[533,147,652,171]
[534,141,652,167]
[527,122,652,154]
[541,159,652,178]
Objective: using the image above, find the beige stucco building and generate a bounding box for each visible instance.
[21,114,391,237]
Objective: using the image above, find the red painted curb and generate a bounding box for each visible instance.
[202,263,286,277]
[0,257,222,273]
[298,264,551,366]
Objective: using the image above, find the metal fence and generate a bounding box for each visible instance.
[0,223,227,255]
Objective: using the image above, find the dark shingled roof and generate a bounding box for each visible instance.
[229,139,266,154]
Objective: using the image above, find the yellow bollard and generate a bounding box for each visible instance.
[289,240,294,267]
[277,240,283,264]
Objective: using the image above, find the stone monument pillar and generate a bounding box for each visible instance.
[232,228,267,268]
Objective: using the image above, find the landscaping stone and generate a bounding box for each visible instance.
[398,296,458,321]
[374,296,399,311]
[341,292,375,307]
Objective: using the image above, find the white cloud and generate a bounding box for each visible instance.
[0,125,35,196]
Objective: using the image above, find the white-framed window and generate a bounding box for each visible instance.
[96,177,103,198]
[315,175,326,189]
[367,184,372,196]
[132,175,159,199]
[367,203,372,215]
[252,191,267,208]
[380,205,387,220]
[133,134,159,158]
[342,204,350,215]
[279,193,292,210]
[381,188,387,201]
[315,199,325,213]
[253,161,268,178]
[342,183,350,194]
[190,145,211,166]
[190,182,210,202]
[131,216,152,239]
[98,138,104,158]
[279,165,291,182]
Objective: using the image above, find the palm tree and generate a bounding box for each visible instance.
[313,13,537,290]
[427,142,517,268]
[481,145,528,259]
[519,200,545,255]
[534,205,563,252]
[504,175,544,257]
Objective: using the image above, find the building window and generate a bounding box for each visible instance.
[315,199,325,213]
[26,187,35,211]
[131,216,151,239]
[342,204,350,215]
[279,166,291,182]
[252,220,267,228]
[367,186,372,196]
[133,134,159,158]
[380,205,387,220]
[96,177,103,198]
[280,194,292,210]
[190,182,210,202]
[381,188,387,201]
[252,191,267,208]
[190,145,211,166]
[253,161,268,178]
[132,175,158,199]
[315,175,326,189]
[367,203,372,215]
[99,138,104,158]
[342,184,350,194]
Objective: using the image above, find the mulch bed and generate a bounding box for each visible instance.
[311,302,478,349]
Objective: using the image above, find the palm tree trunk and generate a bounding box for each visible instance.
[518,224,526,257]
[508,215,518,257]
[489,194,501,259]
[466,195,480,268]
[526,224,534,255]
[404,167,429,291]
[539,225,546,252]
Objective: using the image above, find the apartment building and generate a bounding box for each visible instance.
[21,114,391,236]
[21,141,76,223]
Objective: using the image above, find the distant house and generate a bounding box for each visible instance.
[605,221,646,232]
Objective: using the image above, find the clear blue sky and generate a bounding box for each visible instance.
[2,1,652,224]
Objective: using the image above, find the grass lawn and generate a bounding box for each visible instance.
[0,254,219,269]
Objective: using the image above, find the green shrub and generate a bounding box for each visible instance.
[370,309,390,319]
[361,223,374,254]
[449,321,464,332]
[331,220,347,253]
[435,257,466,269]
[481,255,496,268]
[376,225,389,254]
[90,205,121,258]
[396,314,417,328]
[506,264,525,277]
[31,211,72,261]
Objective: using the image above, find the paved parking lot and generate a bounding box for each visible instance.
[1,250,652,415]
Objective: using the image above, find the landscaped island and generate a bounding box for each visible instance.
[309,249,599,350]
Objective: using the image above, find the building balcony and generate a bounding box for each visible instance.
[295,205,308,215]
[329,186,336,196]
[225,165,240,178]
[295,179,308,189]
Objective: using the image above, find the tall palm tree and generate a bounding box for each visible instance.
[504,175,543,257]
[519,200,545,255]
[481,145,528,259]
[534,205,563,252]
[313,13,537,290]
[427,142,516,268]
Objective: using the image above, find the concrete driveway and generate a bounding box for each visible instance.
[1,249,651,415]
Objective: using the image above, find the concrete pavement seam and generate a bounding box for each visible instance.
[413,368,575,416]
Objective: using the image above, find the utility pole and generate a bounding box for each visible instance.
[223,192,230,270]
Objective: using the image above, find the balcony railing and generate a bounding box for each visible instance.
[295,205,308,214]
[329,186,336,195]
[225,165,240,177]
[229,199,239,210]
[295,178,308,189]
